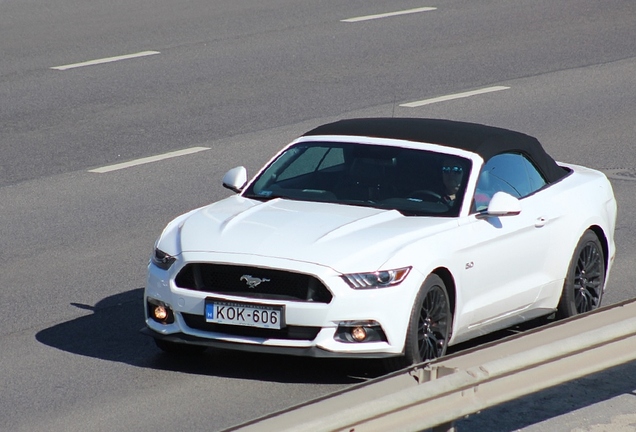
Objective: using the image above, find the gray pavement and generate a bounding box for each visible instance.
[1,1,635,431]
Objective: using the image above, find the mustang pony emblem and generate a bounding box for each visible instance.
[240,275,271,289]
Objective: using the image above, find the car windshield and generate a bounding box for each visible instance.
[243,142,472,216]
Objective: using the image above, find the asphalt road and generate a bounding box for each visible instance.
[1,1,635,431]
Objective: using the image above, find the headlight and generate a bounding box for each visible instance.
[151,248,177,270]
[342,267,411,289]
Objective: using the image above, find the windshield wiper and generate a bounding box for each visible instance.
[242,193,294,202]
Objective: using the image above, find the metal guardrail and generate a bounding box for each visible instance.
[224,298,636,432]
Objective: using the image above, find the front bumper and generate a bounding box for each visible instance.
[144,253,421,358]
[140,326,401,359]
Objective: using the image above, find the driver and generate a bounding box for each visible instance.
[441,158,465,206]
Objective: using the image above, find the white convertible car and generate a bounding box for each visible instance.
[143,118,617,367]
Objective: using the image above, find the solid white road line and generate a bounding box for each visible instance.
[51,51,160,71]
[341,7,436,23]
[88,147,210,173]
[400,86,511,108]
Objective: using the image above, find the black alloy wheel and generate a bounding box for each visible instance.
[386,274,452,371]
[417,283,451,361]
[557,230,605,319]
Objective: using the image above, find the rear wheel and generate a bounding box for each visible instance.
[154,338,207,355]
[386,274,452,370]
[557,230,605,319]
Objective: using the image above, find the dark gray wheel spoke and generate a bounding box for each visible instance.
[574,243,603,313]
[417,285,450,360]
[557,230,605,320]
[387,274,454,370]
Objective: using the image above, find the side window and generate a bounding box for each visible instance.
[474,153,547,211]
[525,158,547,192]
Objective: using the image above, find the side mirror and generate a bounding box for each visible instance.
[479,191,521,218]
[222,166,247,193]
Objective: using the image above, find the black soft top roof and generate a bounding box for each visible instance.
[304,118,567,183]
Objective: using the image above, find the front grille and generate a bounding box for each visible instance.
[181,313,321,341]
[175,264,333,303]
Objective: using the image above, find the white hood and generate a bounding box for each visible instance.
[170,196,455,271]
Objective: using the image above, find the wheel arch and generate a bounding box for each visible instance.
[588,224,610,277]
[432,267,457,318]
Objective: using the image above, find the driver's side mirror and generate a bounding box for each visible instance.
[478,191,521,218]
[222,166,247,193]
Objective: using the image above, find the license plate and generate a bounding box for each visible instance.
[204,299,285,330]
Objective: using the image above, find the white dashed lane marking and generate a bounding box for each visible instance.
[400,86,511,108]
[341,7,436,23]
[88,147,210,173]
[51,51,160,71]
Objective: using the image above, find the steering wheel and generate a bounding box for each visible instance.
[409,189,443,201]
[408,190,451,208]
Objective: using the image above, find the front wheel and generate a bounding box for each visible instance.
[386,274,452,370]
[556,230,605,319]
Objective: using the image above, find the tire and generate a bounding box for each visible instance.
[556,230,605,319]
[385,274,452,370]
[154,338,207,355]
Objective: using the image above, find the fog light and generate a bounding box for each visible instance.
[147,298,175,324]
[351,326,367,342]
[153,305,168,321]
[335,320,388,343]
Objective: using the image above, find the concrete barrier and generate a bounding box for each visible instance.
[224,299,636,432]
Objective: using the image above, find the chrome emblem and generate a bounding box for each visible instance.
[240,275,271,289]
